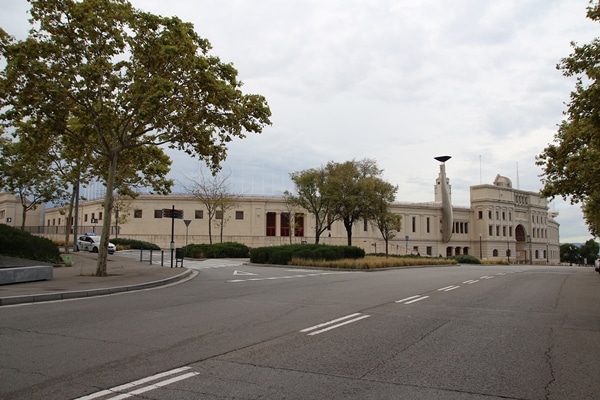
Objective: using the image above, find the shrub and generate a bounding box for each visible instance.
[110,238,160,250]
[454,254,481,264]
[249,244,365,265]
[185,242,250,258]
[0,224,61,263]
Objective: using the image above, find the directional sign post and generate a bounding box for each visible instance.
[163,206,184,268]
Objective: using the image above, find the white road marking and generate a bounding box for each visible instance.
[438,286,455,291]
[301,313,371,336]
[395,295,421,303]
[74,367,196,400]
[233,270,257,276]
[463,279,479,284]
[439,285,460,292]
[403,296,429,304]
[480,276,495,279]
[228,271,362,283]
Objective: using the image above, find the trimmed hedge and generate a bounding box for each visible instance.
[249,244,365,265]
[454,254,481,264]
[185,242,250,258]
[110,238,161,250]
[0,224,61,263]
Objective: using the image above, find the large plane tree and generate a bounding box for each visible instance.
[537,3,600,236]
[0,0,271,276]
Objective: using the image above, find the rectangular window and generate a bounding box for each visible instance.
[134,209,142,218]
[364,217,368,232]
[478,211,483,220]
[99,212,103,220]
[236,211,244,220]
[509,226,513,236]
[295,213,305,237]
[464,223,468,234]
[52,218,56,226]
[412,216,416,233]
[195,210,203,219]
[280,212,290,237]
[503,226,507,236]
[84,214,88,222]
[426,217,430,233]
[91,212,95,221]
[502,212,505,220]
[426,246,432,256]
[488,210,492,219]
[154,209,163,218]
[266,212,276,236]
[58,218,61,226]
[216,210,223,219]
[496,226,500,236]
[489,225,493,236]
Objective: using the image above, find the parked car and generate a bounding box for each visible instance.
[77,235,116,254]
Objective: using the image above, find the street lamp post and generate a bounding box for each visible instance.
[479,234,482,260]
[527,234,532,264]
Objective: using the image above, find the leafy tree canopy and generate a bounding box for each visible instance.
[0,0,271,275]
[537,2,600,236]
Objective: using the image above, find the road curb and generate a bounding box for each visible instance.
[0,268,193,306]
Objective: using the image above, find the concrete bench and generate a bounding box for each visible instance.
[0,266,53,285]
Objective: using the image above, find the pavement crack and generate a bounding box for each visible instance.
[543,327,556,400]
[358,320,449,380]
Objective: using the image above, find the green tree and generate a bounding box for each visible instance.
[580,238,599,265]
[560,243,580,265]
[286,167,333,244]
[0,0,271,276]
[0,137,64,230]
[327,158,387,246]
[536,3,600,236]
[368,178,400,257]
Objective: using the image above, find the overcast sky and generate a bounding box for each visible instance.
[1,0,598,243]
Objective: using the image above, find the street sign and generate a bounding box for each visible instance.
[163,209,184,219]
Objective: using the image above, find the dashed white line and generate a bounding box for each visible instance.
[396,295,429,304]
[74,367,198,400]
[438,285,460,292]
[300,313,371,336]
[480,276,495,280]
[463,279,479,284]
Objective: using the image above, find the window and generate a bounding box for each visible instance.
[266,212,276,236]
[496,211,499,220]
[295,213,305,237]
[412,216,416,233]
[509,226,513,237]
[134,209,142,218]
[489,225,493,236]
[84,214,88,222]
[488,210,492,219]
[91,213,95,221]
[478,211,483,220]
[58,218,61,225]
[502,211,505,220]
[195,210,203,219]
[493,249,498,257]
[99,212,103,220]
[52,218,56,226]
[503,226,506,236]
[364,217,368,232]
[464,223,468,234]
[216,210,223,219]
[236,211,244,220]
[280,213,290,237]
[426,217,430,233]
[154,209,163,218]
[496,226,500,236]
[426,246,432,256]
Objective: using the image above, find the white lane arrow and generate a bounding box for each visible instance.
[233,270,257,276]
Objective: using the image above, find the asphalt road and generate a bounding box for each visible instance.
[1,262,599,399]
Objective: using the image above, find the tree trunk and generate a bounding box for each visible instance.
[20,201,27,231]
[96,151,119,276]
[63,187,76,253]
[343,216,353,246]
[208,216,213,244]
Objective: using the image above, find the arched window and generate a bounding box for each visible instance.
[493,249,498,257]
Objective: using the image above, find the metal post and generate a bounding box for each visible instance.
[170,205,175,268]
[479,234,482,259]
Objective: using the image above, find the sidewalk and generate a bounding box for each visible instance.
[0,251,193,306]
